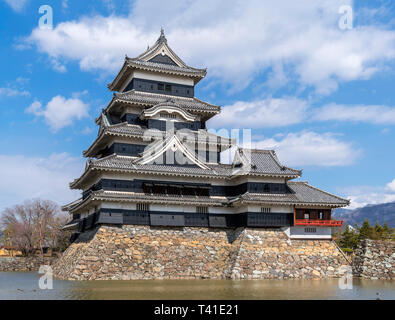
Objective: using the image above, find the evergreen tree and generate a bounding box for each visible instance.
[373,222,383,240]
[359,219,372,240]
[338,225,359,250]
[381,223,392,240]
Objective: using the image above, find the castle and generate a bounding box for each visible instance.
[55,30,350,280]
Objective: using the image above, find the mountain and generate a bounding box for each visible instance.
[333,202,395,228]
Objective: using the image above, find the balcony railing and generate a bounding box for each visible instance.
[294,219,343,227]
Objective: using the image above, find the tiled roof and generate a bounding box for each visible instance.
[71,149,302,189]
[126,29,206,77]
[288,181,350,206]
[235,182,349,207]
[113,90,220,113]
[64,190,224,213]
[91,154,225,177]
[64,182,349,213]
[126,58,206,77]
[83,123,234,157]
[94,190,223,204]
[233,149,302,176]
[108,29,206,91]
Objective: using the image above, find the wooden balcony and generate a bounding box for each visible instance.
[294,219,343,227]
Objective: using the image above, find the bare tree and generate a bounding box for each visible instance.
[0,199,70,256]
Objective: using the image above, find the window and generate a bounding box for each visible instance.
[319,211,323,219]
[305,227,316,233]
[261,207,271,213]
[197,207,208,214]
[165,84,172,92]
[137,203,149,211]
[158,83,164,91]
[160,112,177,119]
[304,213,309,219]
[263,184,270,193]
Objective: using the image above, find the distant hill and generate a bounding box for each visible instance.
[333,202,395,228]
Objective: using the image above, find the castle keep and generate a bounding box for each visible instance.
[56,30,350,280]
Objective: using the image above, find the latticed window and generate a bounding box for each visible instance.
[261,207,271,213]
[305,227,316,233]
[160,112,177,119]
[136,203,149,211]
[196,207,208,214]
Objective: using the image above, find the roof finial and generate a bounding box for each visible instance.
[159,27,167,43]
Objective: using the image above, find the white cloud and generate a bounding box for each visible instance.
[341,181,395,209]
[386,179,395,192]
[23,0,395,93]
[313,103,395,124]
[255,131,361,167]
[0,153,83,211]
[208,97,308,129]
[25,96,89,132]
[4,0,28,12]
[0,87,30,97]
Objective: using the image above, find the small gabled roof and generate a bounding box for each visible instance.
[108,29,207,91]
[232,148,301,177]
[135,28,190,67]
[140,102,199,122]
[134,134,210,169]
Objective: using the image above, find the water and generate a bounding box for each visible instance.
[0,272,394,300]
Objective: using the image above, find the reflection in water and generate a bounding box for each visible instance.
[0,272,394,300]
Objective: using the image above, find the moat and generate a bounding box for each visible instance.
[1,272,394,300]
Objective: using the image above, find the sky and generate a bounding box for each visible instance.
[0,0,395,211]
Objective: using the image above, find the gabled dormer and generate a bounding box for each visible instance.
[108,29,207,97]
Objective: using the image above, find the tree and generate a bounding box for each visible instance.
[372,222,383,240]
[0,199,70,256]
[359,219,372,240]
[338,225,359,251]
[381,223,393,240]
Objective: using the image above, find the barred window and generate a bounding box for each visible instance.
[197,207,208,214]
[261,207,271,213]
[305,227,316,233]
[160,112,177,119]
[136,203,149,211]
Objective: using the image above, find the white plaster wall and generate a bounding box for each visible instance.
[288,226,332,239]
[247,205,293,213]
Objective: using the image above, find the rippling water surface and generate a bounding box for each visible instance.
[0,272,394,300]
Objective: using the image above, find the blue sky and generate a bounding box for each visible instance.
[1,0,395,210]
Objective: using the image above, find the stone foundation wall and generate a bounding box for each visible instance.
[0,257,56,272]
[53,225,349,280]
[352,239,394,280]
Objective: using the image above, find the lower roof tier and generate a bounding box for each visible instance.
[63,181,349,214]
